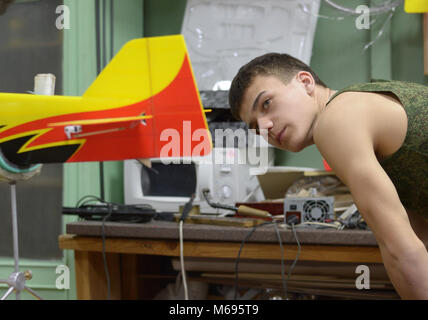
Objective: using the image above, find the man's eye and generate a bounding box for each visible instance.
[262,99,271,110]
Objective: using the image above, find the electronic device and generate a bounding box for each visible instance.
[62,204,158,222]
[284,196,335,225]
[124,148,265,214]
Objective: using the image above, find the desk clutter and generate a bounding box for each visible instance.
[63,170,366,231]
[62,171,380,300]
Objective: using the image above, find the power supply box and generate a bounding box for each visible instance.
[284,196,335,225]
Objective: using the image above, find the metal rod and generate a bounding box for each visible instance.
[9,182,20,300]
[0,287,14,301]
[25,287,43,300]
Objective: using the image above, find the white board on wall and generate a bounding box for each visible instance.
[182,0,321,91]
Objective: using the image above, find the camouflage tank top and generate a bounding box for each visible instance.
[326,79,428,219]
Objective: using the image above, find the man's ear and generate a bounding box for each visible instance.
[296,71,315,95]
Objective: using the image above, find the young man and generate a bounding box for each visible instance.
[229,53,428,299]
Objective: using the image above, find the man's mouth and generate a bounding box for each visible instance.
[276,127,286,144]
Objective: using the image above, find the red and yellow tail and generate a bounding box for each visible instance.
[0,35,212,167]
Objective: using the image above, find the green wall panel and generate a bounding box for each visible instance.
[143,0,186,37]
[391,5,428,84]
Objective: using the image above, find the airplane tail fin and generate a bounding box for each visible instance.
[0,35,211,168]
[78,35,212,160]
[83,35,186,101]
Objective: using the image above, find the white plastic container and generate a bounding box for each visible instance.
[34,73,56,96]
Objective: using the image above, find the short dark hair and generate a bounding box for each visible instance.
[228,53,327,120]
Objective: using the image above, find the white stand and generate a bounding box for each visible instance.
[0,73,55,300]
[0,182,43,300]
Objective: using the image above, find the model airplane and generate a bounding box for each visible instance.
[0,35,212,172]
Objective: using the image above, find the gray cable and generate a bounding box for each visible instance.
[286,224,301,285]
[234,222,273,300]
[272,220,288,299]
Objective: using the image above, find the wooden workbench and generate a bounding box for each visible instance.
[59,220,397,300]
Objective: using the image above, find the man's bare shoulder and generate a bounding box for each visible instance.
[313,92,374,145]
[313,91,407,159]
[312,91,397,194]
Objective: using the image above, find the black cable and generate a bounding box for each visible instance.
[272,220,287,299]
[234,221,273,300]
[202,188,237,212]
[286,223,301,289]
[233,217,301,300]
[101,205,112,300]
[75,195,119,299]
[179,193,196,222]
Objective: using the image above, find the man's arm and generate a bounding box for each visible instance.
[314,99,428,299]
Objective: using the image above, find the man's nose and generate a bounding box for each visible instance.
[257,117,273,139]
[257,117,273,131]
